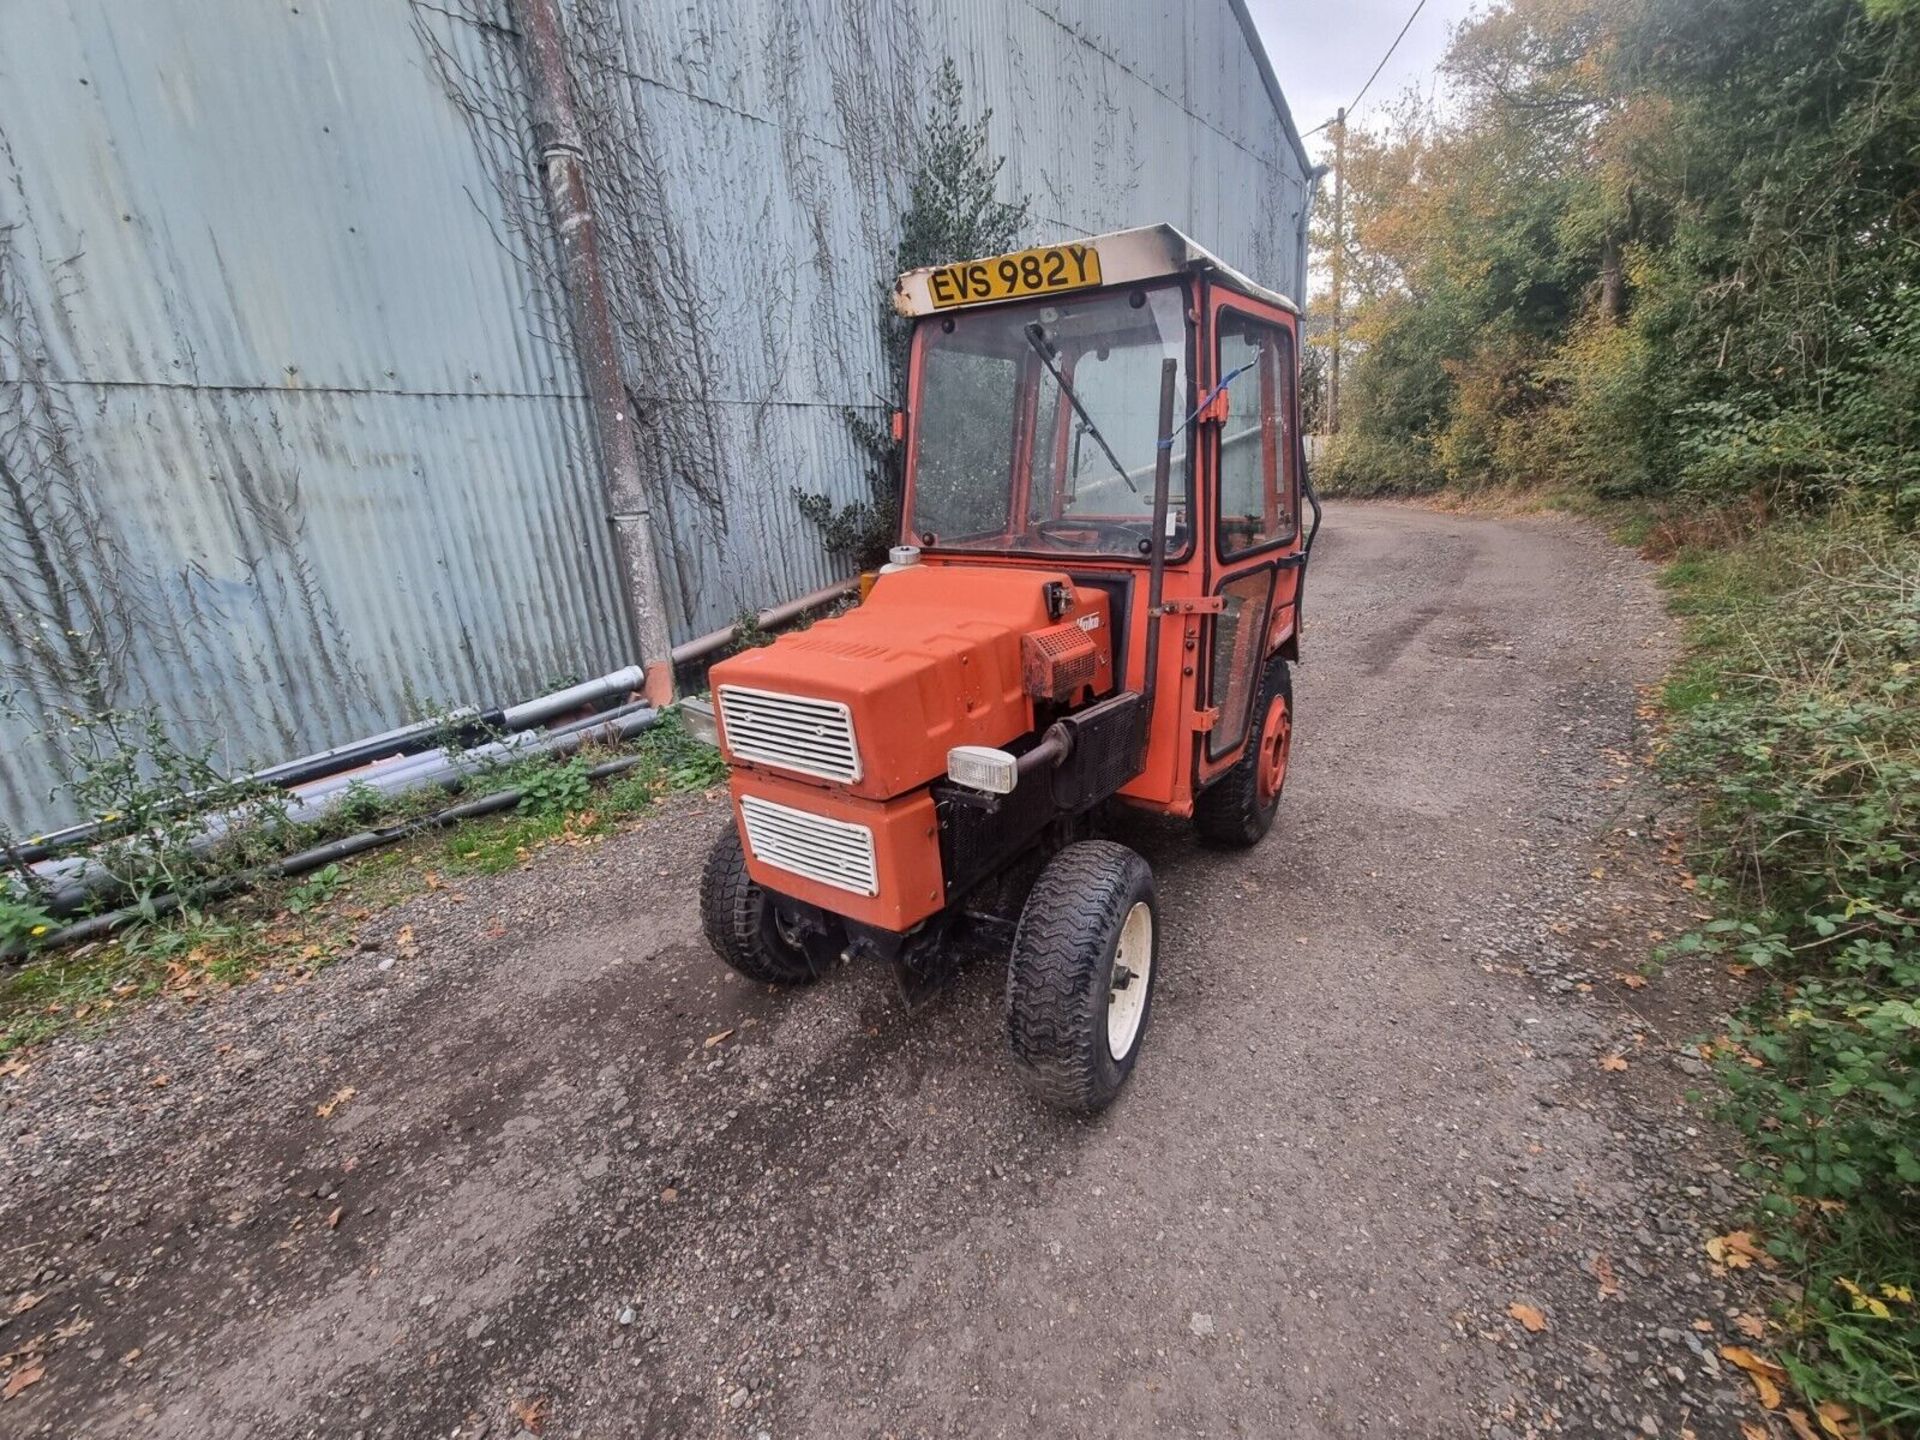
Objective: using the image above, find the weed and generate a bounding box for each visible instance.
[32,703,291,919]
[0,895,57,952]
[284,864,344,914]
[515,755,592,818]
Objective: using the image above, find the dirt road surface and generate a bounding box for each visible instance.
[2,504,1774,1439]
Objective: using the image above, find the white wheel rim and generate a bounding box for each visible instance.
[1106,902,1153,1060]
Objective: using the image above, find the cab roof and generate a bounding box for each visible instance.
[892,224,1300,319]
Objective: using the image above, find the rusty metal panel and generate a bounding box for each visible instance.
[0,0,630,830]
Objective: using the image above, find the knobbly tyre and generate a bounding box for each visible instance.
[685,225,1320,1112]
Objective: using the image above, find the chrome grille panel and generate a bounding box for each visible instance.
[738,795,878,897]
[717,685,861,783]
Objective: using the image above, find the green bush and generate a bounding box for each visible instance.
[1661,519,1920,1422]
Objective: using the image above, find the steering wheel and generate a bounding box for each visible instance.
[1030,517,1150,551]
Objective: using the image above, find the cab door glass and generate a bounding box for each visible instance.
[1207,568,1276,759]
[1214,314,1297,557]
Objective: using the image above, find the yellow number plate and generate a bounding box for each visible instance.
[926,244,1103,309]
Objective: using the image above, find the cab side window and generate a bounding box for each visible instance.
[1214,314,1297,557]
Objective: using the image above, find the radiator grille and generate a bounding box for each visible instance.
[717,685,861,783]
[738,795,879,897]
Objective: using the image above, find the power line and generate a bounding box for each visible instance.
[1302,0,1431,137]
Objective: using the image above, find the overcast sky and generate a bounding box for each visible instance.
[1243,0,1484,162]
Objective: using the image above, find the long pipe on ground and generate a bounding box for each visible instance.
[4,748,656,961]
[10,663,649,867]
[24,708,659,916]
[291,696,654,806]
[671,579,858,668]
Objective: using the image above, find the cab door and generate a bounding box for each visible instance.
[1195,295,1303,789]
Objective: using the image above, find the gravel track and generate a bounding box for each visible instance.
[1,503,1774,1439]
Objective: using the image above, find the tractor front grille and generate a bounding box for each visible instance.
[717,685,861,783]
[738,794,879,897]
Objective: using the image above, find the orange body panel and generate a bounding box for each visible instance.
[728,772,946,932]
[708,563,1110,802]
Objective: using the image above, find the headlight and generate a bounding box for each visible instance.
[947,745,1018,795]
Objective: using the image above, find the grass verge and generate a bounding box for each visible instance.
[1652,512,1919,1429]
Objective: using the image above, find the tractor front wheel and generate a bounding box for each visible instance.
[700,827,820,986]
[1005,841,1158,1112]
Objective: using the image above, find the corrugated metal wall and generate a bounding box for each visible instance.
[0,0,632,829]
[0,0,1307,832]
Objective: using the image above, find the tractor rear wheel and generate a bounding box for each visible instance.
[1192,654,1292,848]
[1005,840,1158,1112]
[700,827,819,986]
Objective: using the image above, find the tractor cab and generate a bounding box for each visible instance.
[694,225,1318,1112]
[895,225,1314,818]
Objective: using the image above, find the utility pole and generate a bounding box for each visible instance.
[1329,106,1346,436]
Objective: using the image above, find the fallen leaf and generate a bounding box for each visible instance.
[1692,1318,1716,1333]
[1507,1302,1548,1333]
[1734,1313,1769,1340]
[703,1028,734,1049]
[1706,1230,1771,1270]
[1614,971,1649,989]
[1721,1345,1787,1409]
[7,1293,43,1317]
[3,1364,44,1400]
[424,871,443,890]
[1707,1230,1776,1270]
[1590,1254,1621,1299]
[660,1187,678,1203]
[1786,1412,1821,1440]
[51,1317,90,1342]
[396,926,417,959]
[1816,1402,1855,1439]
[0,1057,29,1080]
[149,1075,169,1089]
[1741,1424,1769,1440]
[1599,1054,1630,1072]
[509,1393,548,1434]
[316,1086,356,1119]
[326,1206,343,1230]
[120,1348,141,1365]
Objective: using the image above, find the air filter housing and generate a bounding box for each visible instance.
[1022,620,1104,702]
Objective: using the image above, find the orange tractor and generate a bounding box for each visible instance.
[689,225,1319,1111]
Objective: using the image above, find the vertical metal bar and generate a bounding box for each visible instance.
[1141,356,1179,715]
[512,0,676,703]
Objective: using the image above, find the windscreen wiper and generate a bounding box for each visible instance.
[1024,323,1139,495]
